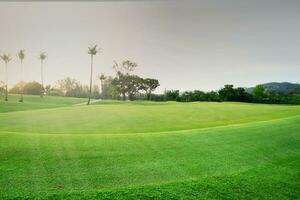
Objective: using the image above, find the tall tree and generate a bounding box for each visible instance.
[126,75,143,101]
[252,84,266,102]
[99,73,106,98]
[17,50,25,102]
[113,60,137,75]
[87,45,99,105]
[0,53,12,101]
[218,85,236,101]
[141,78,160,100]
[39,52,47,97]
[112,60,137,100]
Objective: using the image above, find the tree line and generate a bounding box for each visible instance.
[1,45,161,103]
[4,59,160,101]
[6,79,300,105]
[152,84,300,104]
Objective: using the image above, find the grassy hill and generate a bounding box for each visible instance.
[0,94,87,113]
[0,95,299,199]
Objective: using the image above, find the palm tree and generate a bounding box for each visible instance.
[87,45,99,105]
[99,73,106,98]
[17,50,25,102]
[39,52,47,97]
[0,53,12,101]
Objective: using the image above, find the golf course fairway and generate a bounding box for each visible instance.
[0,95,299,199]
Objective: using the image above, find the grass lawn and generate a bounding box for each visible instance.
[0,95,299,199]
[0,94,87,113]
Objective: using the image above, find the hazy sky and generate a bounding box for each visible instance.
[0,0,299,92]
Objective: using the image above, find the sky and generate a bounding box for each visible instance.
[0,0,299,93]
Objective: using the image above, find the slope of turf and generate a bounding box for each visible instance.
[0,101,300,134]
[0,94,87,113]
[0,97,299,199]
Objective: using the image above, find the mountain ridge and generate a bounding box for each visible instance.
[245,82,300,94]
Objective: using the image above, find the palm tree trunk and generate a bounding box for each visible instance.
[100,80,103,99]
[87,55,93,105]
[19,60,23,102]
[40,60,44,98]
[5,63,8,101]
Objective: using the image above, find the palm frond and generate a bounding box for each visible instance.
[39,52,47,60]
[0,53,12,64]
[18,49,25,60]
[99,73,106,81]
[88,45,99,55]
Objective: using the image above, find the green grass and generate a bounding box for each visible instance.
[0,94,87,113]
[1,101,300,134]
[0,95,299,199]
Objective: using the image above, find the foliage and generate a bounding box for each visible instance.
[157,84,298,105]
[17,49,25,62]
[113,60,137,75]
[24,82,44,95]
[88,45,99,55]
[9,81,43,95]
[206,91,220,101]
[218,85,250,102]
[164,90,180,101]
[39,52,47,61]
[126,75,143,100]
[252,84,266,102]
[55,77,100,98]
[9,82,24,94]
[218,84,236,101]
[0,81,5,95]
[141,78,160,100]
[0,53,12,64]
[9,79,101,99]
[112,60,138,100]
[111,60,160,101]
[149,93,165,101]
[100,76,114,99]
[177,90,220,102]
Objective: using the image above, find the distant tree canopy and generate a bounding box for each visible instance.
[55,77,100,99]
[9,79,100,99]
[218,85,250,102]
[0,81,5,95]
[100,76,114,99]
[141,78,160,100]
[252,85,266,102]
[8,79,300,105]
[148,84,299,104]
[110,60,160,101]
[164,90,180,101]
[10,82,43,95]
[112,60,138,100]
[218,85,235,101]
